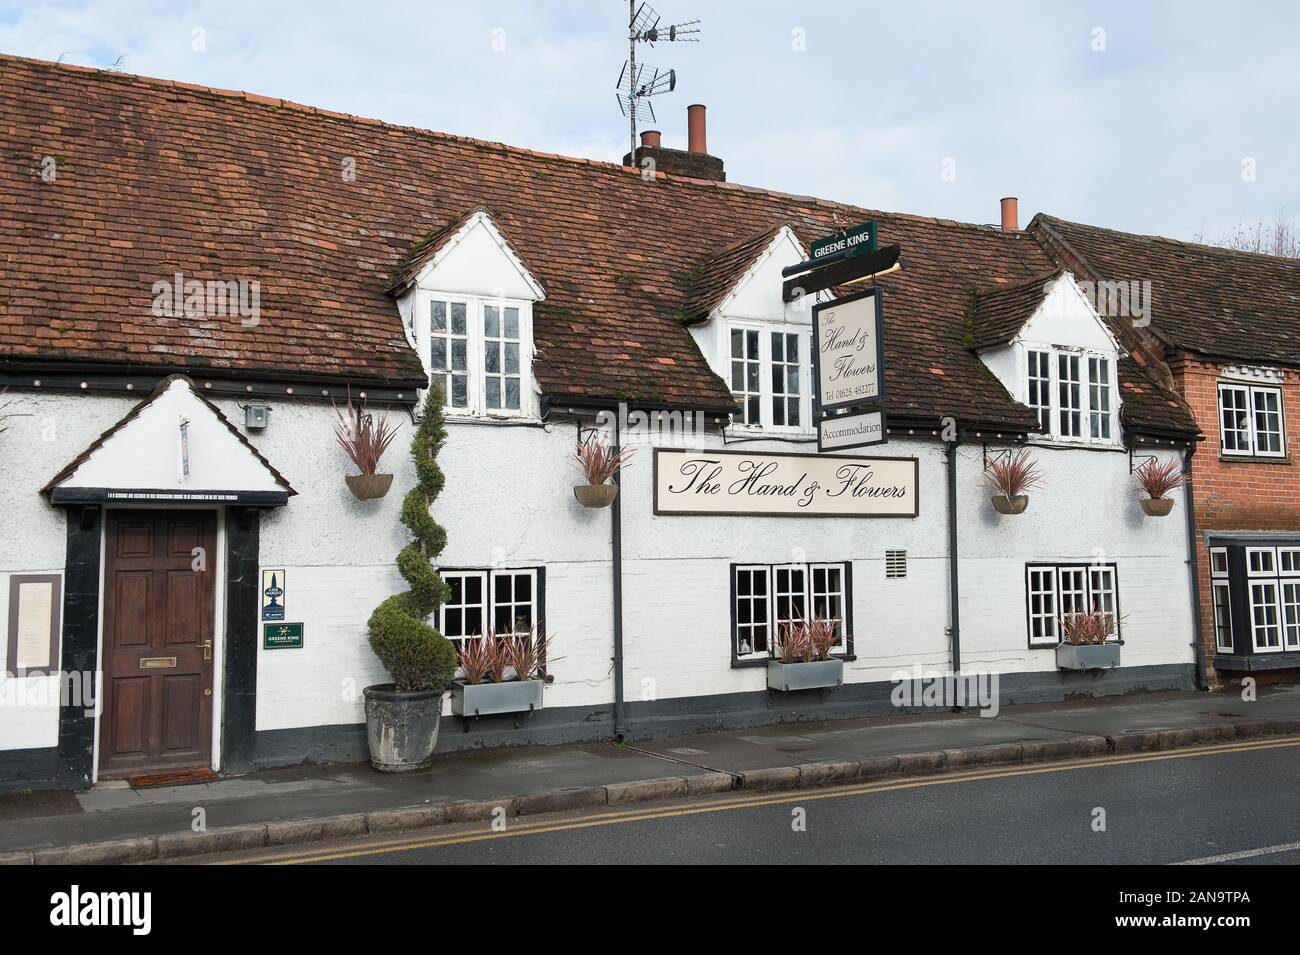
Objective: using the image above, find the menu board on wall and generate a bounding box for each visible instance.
[7,574,61,676]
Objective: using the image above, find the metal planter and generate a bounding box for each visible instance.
[1056,642,1121,671]
[767,658,844,692]
[451,678,545,717]
[363,684,444,773]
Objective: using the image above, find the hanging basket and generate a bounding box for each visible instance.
[346,473,394,501]
[574,484,619,508]
[991,494,1029,515]
[1139,497,1175,517]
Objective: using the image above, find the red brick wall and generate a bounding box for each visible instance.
[1171,355,1300,684]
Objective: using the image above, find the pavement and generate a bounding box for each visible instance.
[3,684,1300,863]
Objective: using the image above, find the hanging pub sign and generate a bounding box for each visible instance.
[818,407,888,452]
[654,448,917,518]
[261,569,286,621]
[812,287,886,412]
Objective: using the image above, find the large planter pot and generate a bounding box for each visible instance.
[363,684,444,772]
[767,658,844,692]
[346,473,394,501]
[450,679,545,717]
[574,483,619,508]
[1140,497,1175,517]
[1056,642,1121,671]
[991,494,1029,515]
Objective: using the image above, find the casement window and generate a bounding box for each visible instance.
[1218,382,1285,457]
[732,562,852,660]
[1245,547,1300,653]
[1024,563,1121,648]
[438,568,542,641]
[1024,348,1116,443]
[1210,547,1233,653]
[427,295,533,417]
[728,323,809,432]
[1027,351,1052,432]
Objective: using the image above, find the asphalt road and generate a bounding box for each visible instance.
[208,738,1300,865]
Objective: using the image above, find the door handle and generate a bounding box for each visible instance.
[201,639,212,663]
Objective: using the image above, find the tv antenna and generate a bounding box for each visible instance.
[618,1,699,160]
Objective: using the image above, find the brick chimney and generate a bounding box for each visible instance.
[1000,196,1019,231]
[623,105,726,181]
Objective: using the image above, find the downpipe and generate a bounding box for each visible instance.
[946,440,962,676]
[1183,444,1209,690]
[611,411,627,739]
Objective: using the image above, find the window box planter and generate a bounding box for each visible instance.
[574,483,619,508]
[767,658,843,692]
[991,494,1029,515]
[1055,642,1120,671]
[1139,497,1174,517]
[346,473,394,500]
[450,678,544,717]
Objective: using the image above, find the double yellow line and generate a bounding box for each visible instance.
[213,736,1300,865]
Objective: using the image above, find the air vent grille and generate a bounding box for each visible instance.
[885,550,907,579]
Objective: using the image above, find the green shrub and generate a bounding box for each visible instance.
[367,386,457,693]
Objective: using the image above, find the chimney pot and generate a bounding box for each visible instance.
[687,104,707,154]
[640,129,661,149]
[1000,196,1019,231]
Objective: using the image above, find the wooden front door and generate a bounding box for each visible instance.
[99,509,217,778]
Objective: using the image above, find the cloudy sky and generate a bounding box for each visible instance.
[3,1,1298,240]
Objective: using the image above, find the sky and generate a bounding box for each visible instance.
[2,0,1298,241]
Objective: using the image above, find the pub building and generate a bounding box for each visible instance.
[0,55,1202,792]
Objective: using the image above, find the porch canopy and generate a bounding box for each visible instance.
[42,375,295,507]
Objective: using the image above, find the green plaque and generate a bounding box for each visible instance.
[810,221,877,262]
[263,622,304,649]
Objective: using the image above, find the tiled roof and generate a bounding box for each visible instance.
[966,269,1063,350]
[1032,215,1300,367]
[1117,357,1197,437]
[680,224,787,324]
[0,54,1193,433]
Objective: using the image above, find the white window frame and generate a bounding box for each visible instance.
[1025,562,1121,648]
[1243,545,1300,652]
[1023,346,1118,445]
[438,568,540,642]
[1218,382,1285,458]
[726,320,812,435]
[1209,547,1233,653]
[423,291,536,419]
[733,561,850,660]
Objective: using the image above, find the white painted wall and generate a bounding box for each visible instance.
[0,385,1195,759]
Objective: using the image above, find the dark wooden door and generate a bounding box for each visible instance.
[99,510,217,778]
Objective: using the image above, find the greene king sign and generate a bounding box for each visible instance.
[812,288,885,411]
[654,448,918,518]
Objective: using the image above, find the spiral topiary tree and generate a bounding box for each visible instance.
[366,384,458,693]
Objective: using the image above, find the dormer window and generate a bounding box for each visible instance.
[390,208,545,420]
[427,295,530,415]
[729,325,807,430]
[1024,348,1114,442]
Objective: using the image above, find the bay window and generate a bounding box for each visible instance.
[1024,348,1116,443]
[1218,382,1284,457]
[1245,546,1300,653]
[1210,547,1233,653]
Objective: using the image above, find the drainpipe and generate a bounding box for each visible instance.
[946,440,962,674]
[1182,444,1208,690]
[611,410,627,739]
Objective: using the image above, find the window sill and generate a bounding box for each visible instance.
[444,413,543,427]
[731,653,856,669]
[1218,453,1292,465]
[1025,438,1126,452]
[1029,639,1125,650]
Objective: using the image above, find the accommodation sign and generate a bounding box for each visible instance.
[654,448,917,517]
[812,288,885,411]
